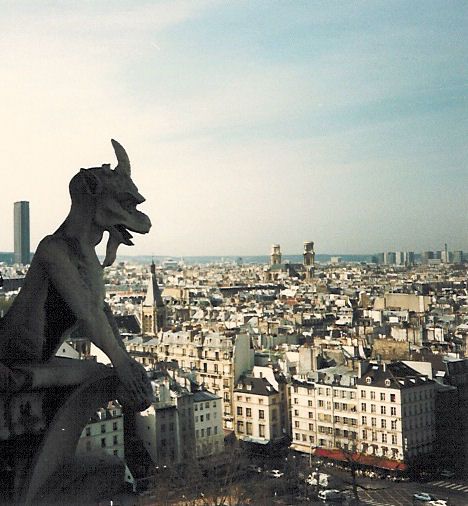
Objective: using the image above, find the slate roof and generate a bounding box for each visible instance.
[357,361,433,389]
[234,376,278,396]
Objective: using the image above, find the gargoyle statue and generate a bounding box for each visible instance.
[0,140,153,411]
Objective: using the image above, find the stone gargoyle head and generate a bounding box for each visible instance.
[68,139,151,266]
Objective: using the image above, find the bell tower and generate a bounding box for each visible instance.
[270,244,282,265]
[303,241,315,280]
[141,261,167,335]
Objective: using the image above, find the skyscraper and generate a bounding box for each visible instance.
[14,201,30,265]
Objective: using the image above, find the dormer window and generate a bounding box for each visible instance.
[366,377,372,384]
[385,379,391,387]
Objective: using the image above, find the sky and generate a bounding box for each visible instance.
[0,0,466,257]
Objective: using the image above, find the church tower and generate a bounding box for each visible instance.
[141,261,167,336]
[270,244,282,265]
[303,241,315,280]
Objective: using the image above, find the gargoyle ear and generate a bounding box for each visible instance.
[79,169,103,196]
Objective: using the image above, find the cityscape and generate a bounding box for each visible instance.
[1,199,467,505]
[1,2,466,506]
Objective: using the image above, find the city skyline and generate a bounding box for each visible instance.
[0,1,466,256]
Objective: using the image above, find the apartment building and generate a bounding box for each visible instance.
[77,401,125,459]
[135,376,195,466]
[357,362,435,463]
[233,375,288,445]
[127,328,254,429]
[193,391,224,458]
[290,361,436,470]
[290,365,358,454]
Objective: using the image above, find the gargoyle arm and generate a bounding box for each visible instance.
[36,237,130,369]
[103,302,126,351]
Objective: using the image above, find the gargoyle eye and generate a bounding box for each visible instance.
[118,193,140,210]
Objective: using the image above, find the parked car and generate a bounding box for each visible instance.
[413,492,434,502]
[266,469,284,478]
[428,501,448,506]
[318,489,344,502]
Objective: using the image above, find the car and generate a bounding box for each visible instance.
[413,492,434,502]
[428,501,448,506]
[266,469,284,478]
[318,489,344,502]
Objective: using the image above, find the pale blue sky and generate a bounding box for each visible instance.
[0,1,466,256]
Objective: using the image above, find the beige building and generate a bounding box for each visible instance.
[290,362,436,470]
[233,375,288,445]
[128,329,254,429]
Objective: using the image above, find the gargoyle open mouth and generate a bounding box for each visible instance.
[113,224,134,246]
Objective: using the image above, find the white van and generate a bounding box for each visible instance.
[318,489,344,502]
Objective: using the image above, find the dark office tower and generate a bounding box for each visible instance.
[14,201,30,265]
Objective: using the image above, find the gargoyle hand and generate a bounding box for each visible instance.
[115,358,153,412]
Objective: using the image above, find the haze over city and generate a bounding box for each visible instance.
[0,1,466,257]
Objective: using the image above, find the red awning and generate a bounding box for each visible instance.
[313,448,407,471]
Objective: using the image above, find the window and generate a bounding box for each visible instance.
[206,414,210,421]
[237,421,244,433]
[372,431,377,442]
[390,394,396,402]
[391,435,397,445]
[302,434,307,441]
[113,421,118,431]
[361,403,367,412]
[362,416,367,424]
[361,390,366,398]
[295,433,300,441]
[308,400,313,407]
[295,421,300,428]
[381,434,387,443]
[391,407,397,416]
[381,419,387,429]
[237,407,243,416]
[113,435,118,445]
[246,422,252,435]
[195,404,199,411]
[318,400,324,408]
[370,391,376,400]
[85,427,91,437]
[259,410,265,419]
[371,404,376,413]
[380,393,385,401]
[207,427,211,436]
[101,438,106,448]
[246,408,251,417]
[214,426,218,435]
[101,424,106,434]
[381,406,386,415]
[200,415,204,422]
[294,409,299,416]
[259,424,265,437]
[259,398,264,404]
[309,423,313,431]
[371,418,376,427]
[201,429,204,437]
[205,402,209,408]
[362,430,367,440]
[308,412,313,419]
[294,398,298,404]
[391,420,397,430]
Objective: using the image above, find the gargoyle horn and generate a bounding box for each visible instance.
[111,139,131,177]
